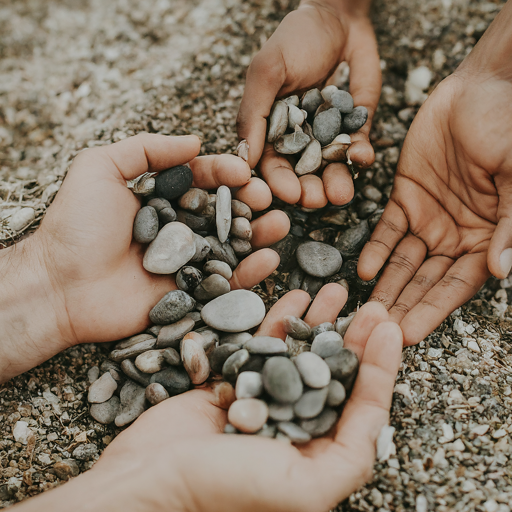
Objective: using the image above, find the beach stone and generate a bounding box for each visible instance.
[212,381,236,409]
[216,185,231,243]
[262,357,303,404]
[72,444,98,461]
[301,88,323,117]
[115,381,146,427]
[88,366,100,384]
[277,422,311,444]
[342,106,368,133]
[330,90,354,114]
[324,348,359,389]
[135,350,166,374]
[190,234,211,263]
[228,398,269,434]
[300,407,338,437]
[368,209,384,231]
[357,200,378,219]
[181,336,210,385]
[149,290,196,325]
[235,371,263,399]
[311,322,334,338]
[287,104,306,129]
[313,108,341,146]
[203,260,233,281]
[294,352,331,388]
[147,197,172,213]
[267,101,288,143]
[209,344,242,374]
[311,331,344,358]
[244,336,288,355]
[221,332,252,345]
[90,396,120,425]
[120,359,152,386]
[100,360,122,374]
[154,165,193,201]
[176,209,211,232]
[274,129,310,155]
[289,267,304,290]
[150,366,191,396]
[143,222,195,274]
[178,188,209,214]
[230,217,252,241]
[176,266,203,294]
[156,315,195,349]
[268,402,294,422]
[222,349,250,384]
[282,316,311,340]
[257,424,277,438]
[362,184,383,203]
[285,335,311,357]
[186,311,204,329]
[53,459,80,480]
[283,95,300,107]
[230,238,252,257]
[201,290,265,332]
[334,313,356,336]
[8,207,35,231]
[115,333,154,351]
[111,337,156,362]
[133,206,159,244]
[162,348,181,366]
[239,354,265,374]
[295,139,322,176]
[301,275,324,296]
[205,236,239,268]
[87,372,118,403]
[294,387,329,419]
[145,383,169,405]
[231,199,252,220]
[296,242,342,278]
[193,329,219,354]
[158,206,177,225]
[194,274,230,302]
[326,380,346,407]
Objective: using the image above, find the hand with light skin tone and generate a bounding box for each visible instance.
[11,288,402,512]
[358,1,512,346]
[237,0,382,208]
[0,133,290,383]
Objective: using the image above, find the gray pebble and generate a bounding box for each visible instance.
[133,206,159,244]
[274,129,310,155]
[296,241,342,278]
[334,313,356,337]
[342,106,368,133]
[156,315,195,349]
[135,350,166,374]
[262,357,303,404]
[147,325,162,337]
[335,221,371,260]
[277,422,312,444]
[203,260,233,280]
[222,349,250,384]
[110,336,157,362]
[230,217,252,241]
[100,360,121,373]
[190,234,211,263]
[150,366,191,396]
[115,381,146,427]
[120,359,152,386]
[194,274,230,302]
[88,372,117,404]
[186,311,204,329]
[176,209,211,232]
[324,348,359,389]
[288,267,304,290]
[311,322,334,338]
[330,90,354,114]
[216,185,232,244]
[283,95,300,107]
[220,332,252,345]
[145,383,169,405]
[299,407,338,437]
[326,380,346,407]
[295,138,322,176]
[149,290,196,325]
[162,347,181,366]
[90,396,120,425]
[235,371,263,399]
[256,424,277,438]
[267,101,289,143]
[313,108,341,146]
[357,200,378,219]
[205,236,239,269]
[154,165,193,201]
[231,199,252,221]
[301,88,323,117]
[194,328,219,353]
[244,336,288,355]
[368,208,384,231]
[362,184,383,203]
[87,366,100,384]
[230,238,252,257]
[72,443,99,461]
[283,315,311,340]
[176,266,203,294]
[209,344,242,374]
[311,331,344,358]
[239,354,265,374]
[294,352,331,388]
[294,387,329,419]
[268,402,294,422]
[147,197,172,213]
[300,275,324,297]
[178,188,209,214]
[158,207,177,225]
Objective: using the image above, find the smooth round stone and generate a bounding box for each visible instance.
[262,357,303,404]
[178,188,209,214]
[362,184,383,203]
[181,336,210,385]
[176,209,211,232]
[326,379,346,407]
[311,322,334,338]
[193,329,219,353]
[295,139,322,176]
[299,407,338,438]
[224,423,238,434]
[186,311,204,329]
[311,331,344,358]
[176,267,203,293]
[154,165,193,201]
[88,372,117,404]
[201,290,265,333]
[190,234,211,263]
[342,106,368,133]
[244,336,287,355]
[283,315,311,341]
[231,200,252,221]
[294,387,329,419]
[301,275,324,297]
[203,260,232,281]
[120,359,151,386]
[222,349,250,384]
[283,94,300,107]
[90,396,120,425]
[230,217,252,241]
[133,206,159,244]
[321,85,339,102]
[231,238,252,257]
[324,348,359,389]
[235,371,263,399]
[220,332,252,345]
[294,352,331,388]
[268,402,294,422]
[135,350,166,374]
[239,354,265,374]
[149,290,196,325]
[228,398,269,434]
[194,274,230,302]
[296,242,342,278]
[156,315,195,349]
[88,366,100,384]
[301,88,323,117]
[143,222,196,274]
[330,90,354,114]
[147,197,172,212]
[115,333,154,351]
[209,344,242,374]
[216,185,232,244]
[334,313,356,337]
[145,383,169,405]
[276,422,311,444]
[335,221,370,260]
[159,207,177,225]
[115,381,146,427]
[150,366,191,396]
[274,130,310,155]
[313,108,341,146]
[162,347,181,366]
[205,236,238,269]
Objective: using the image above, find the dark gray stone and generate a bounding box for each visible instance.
[293,387,329,419]
[162,347,181,366]
[239,355,265,374]
[342,106,368,133]
[176,266,203,294]
[120,359,152,386]
[150,366,191,396]
[301,88,323,117]
[300,275,324,296]
[133,206,158,244]
[357,200,378,219]
[262,357,303,404]
[209,344,242,374]
[176,209,211,232]
[154,165,193,201]
[313,108,341,146]
[149,290,196,325]
[368,209,384,231]
[205,236,239,269]
[244,336,288,355]
[330,90,354,114]
[296,241,342,278]
[324,348,359,390]
[289,267,304,290]
[283,315,311,341]
[335,221,371,260]
[299,407,338,437]
[222,349,250,384]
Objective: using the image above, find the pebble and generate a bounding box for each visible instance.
[342,106,368,133]
[321,85,339,102]
[313,108,341,146]
[194,274,230,301]
[8,207,35,231]
[235,371,263,399]
[53,459,80,480]
[150,366,191,396]
[221,332,252,345]
[330,90,354,114]
[191,234,211,262]
[193,329,219,353]
[72,443,98,461]
[326,380,346,407]
[228,398,269,434]
[13,421,30,444]
[311,331,344,358]
[90,396,121,424]
[285,335,311,356]
[120,359,151,386]
[156,315,195,349]
[274,129,310,154]
[115,333,154,351]
[288,104,306,129]
[181,336,210,385]
[149,290,196,325]
[334,313,356,336]
[133,175,155,195]
[176,209,211,232]
[154,165,193,201]
[294,352,331,388]
[268,402,294,422]
[244,336,288,355]
[296,241,342,278]
[230,238,252,257]
[115,381,146,427]
[276,422,311,444]
[324,348,359,389]
[267,101,289,143]
[134,349,166,374]
[203,260,233,280]
[283,315,312,340]
[257,424,277,438]
[295,139,322,176]
[321,134,351,162]
[300,275,324,297]
[176,266,203,294]
[288,268,304,290]
[301,88,323,117]
[222,349,250,383]
[335,221,370,260]
[201,290,266,332]
[300,407,338,437]
[147,197,172,213]
[368,209,384,231]
[294,387,329,419]
[216,185,231,243]
[87,372,118,403]
[209,344,242,374]
[357,200,378,219]
[133,206,159,244]
[239,354,265,373]
[205,236,239,269]
[362,184,383,203]
[162,347,181,366]
[311,322,334,338]
[230,217,252,241]
[158,206,177,225]
[262,357,303,404]
[145,383,169,405]
[231,199,252,221]
[87,366,100,384]
[143,222,196,274]
[178,188,209,214]
[283,95,300,107]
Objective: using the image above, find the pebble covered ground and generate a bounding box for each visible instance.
[1,0,511,511]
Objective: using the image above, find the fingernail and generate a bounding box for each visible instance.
[499,248,512,277]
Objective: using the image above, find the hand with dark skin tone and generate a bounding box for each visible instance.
[358,1,512,345]
[237,0,381,208]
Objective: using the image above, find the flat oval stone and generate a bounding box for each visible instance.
[162,347,181,366]
[230,217,252,241]
[90,396,120,425]
[145,383,169,405]
[330,90,354,114]
[133,206,159,244]
[110,337,157,362]
[268,402,294,422]
[267,101,288,143]
[222,349,250,384]
[283,315,311,340]
[220,332,252,345]
[230,238,252,257]
[143,222,196,274]
[120,359,152,386]
[326,379,346,407]
[334,313,356,336]
[135,350,166,374]
[147,197,172,212]
[176,266,203,293]
[299,407,338,437]
[205,236,239,269]
[88,372,117,403]
[244,336,287,355]
[190,234,211,263]
[178,188,209,214]
[295,139,322,176]
[181,336,210,385]
[301,275,324,296]
[296,241,342,278]
[115,381,146,427]
[311,331,344,358]
[235,371,263,399]
[342,106,368,133]
[228,398,269,434]
[277,422,311,444]
[274,130,310,155]
[156,315,195,349]
[324,348,359,389]
[149,290,196,325]
[115,333,154,351]
[194,274,230,302]
[301,88,323,117]
[262,357,303,404]
[203,260,233,281]
[209,344,242,374]
[294,352,331,388]
[201,290,265,333]
[313,108,341,146]
[154,165,193,201]
[294,387,329,419]
[231,200,252,221]
[335,221,371,260]
[150,366,191,396]
[216,185,232,244]
[159,206,177,225]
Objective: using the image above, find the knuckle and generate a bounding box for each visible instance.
[411,274,435,288]
[387,252,417,276]
[381,217,407,237]
[369,293,392,309]
[392,302,411,316]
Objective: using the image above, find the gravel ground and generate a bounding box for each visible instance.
[1,0,511,510]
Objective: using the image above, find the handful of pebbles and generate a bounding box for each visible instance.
[267,85,368,176]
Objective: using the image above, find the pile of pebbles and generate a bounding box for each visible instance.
[268,85,368,176]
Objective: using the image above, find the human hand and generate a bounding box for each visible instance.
[0,133,290,382]
[237,0,381,207]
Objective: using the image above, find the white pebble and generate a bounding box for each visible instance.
[9,207,35,231]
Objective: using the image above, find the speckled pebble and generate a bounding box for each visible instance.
[244,336,288,355]
[296,241,342,278]
[133,206,159,244]
[149,290,196,325]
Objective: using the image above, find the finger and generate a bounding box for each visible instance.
[303,283,348,326]
[229,249,280,291]
[368,233,427,309]
[259,144,302,204]
[250,210,290,250]
[389,256,454,323]
[256,289,312,338]
[400,252,489,346]
[189,154,251,190]
[299,174,328,209]
[343,301,390,361]
[234,177,273,212]
[358,200,409,281]
[487,213,512,279]
[321,163,355,206]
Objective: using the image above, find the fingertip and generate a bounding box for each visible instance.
[235,177,273,211]
[304,283,348,326]
[371,321,403,347]
[347,139,375,169]
[357,251,380,282]
[299,174,328,209]
[322,163,355,206]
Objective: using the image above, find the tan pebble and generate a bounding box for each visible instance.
[228,398,269,433]
[230,217,252,241]
[295,139,322,176]
[134,350,166,374]
[145,383,169,405]
[181,336,211,385]
[237,140,249,162]
[231,199,252,221]
[321,134,351,162]
[212,381,236,410]
[230,238,252,256]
